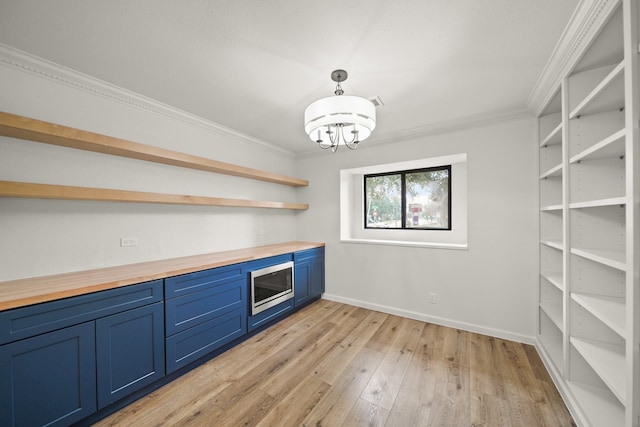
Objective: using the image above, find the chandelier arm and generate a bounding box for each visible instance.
[328,125,338,145]
[339,124,360,145]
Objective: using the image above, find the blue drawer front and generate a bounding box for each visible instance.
[248,298,294,332]
[0,280,163,345]
[165,278,246,336]
[165,263,244,298]
[165,308,246,373]
[294,247,324,261]
[244,253,293,272]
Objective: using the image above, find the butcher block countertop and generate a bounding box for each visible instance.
[0,241,324,311]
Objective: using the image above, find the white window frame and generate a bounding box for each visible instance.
[340,153,468,250]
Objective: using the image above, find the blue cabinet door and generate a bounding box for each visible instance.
[0,322,97,427]
[294,247,325,307]
[294,261,311,306]
[96,302,165,408]
[310,255,325,297]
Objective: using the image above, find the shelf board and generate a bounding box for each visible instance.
[569,196,627,209]
[540,204,563,212]
[569,129,625,163]
[567,381,624,427]
[541,272,564,291]
[571,293,625,338]
[540,240,564,251]
[540,301,563,331]
[569,61,625,119]
[539,164,563,179]
[0,111,308,188]
[570,247,626,271]
[539,123,563,147]
[570,337,625,403]
[0,180,309,210]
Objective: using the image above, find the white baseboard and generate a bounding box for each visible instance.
[322,293,536,345]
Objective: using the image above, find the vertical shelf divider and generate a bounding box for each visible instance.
[561,78,571,378]
[622,1,640,425]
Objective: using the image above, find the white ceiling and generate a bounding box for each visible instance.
[0,0,579,154]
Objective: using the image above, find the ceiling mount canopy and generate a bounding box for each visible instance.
[304,69,376,152]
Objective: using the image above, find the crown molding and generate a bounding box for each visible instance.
[527,0,621,115]
[0,43,295,156]
[370,107,534,145]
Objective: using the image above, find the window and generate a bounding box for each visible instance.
[340,154,467,249]
[364,166,451,230]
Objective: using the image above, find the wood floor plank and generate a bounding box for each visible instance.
[255,376,331,427]
[313,309,389,385]
[360,317,425,410]
[302,346,384,426]
[384,323,444,426]
[428,327,471,426]
[94,301,575,427]
[342,397,390,427]
[364,312,405,353]
[259,307,365,400]
[483,393,514,427]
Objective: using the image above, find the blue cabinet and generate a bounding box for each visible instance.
[0,280,164,426]
[96,302,165,408]
[164,265,247,373]
[0,322,97,427]
[294,247,325,307]
[0,246,324,426]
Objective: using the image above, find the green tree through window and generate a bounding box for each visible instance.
[364,166,451,230]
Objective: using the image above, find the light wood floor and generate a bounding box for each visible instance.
[94,300,575,426]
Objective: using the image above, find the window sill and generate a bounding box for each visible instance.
[340,238,468,250]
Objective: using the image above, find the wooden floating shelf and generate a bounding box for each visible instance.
[0,181,308,210]
[0,111,308,187]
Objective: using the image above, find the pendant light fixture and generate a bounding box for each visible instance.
[304,69,376,152]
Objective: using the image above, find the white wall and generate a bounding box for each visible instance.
[0,49,540,342]
[295,118,539,342]
[0,53,299,281]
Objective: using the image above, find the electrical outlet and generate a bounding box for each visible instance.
[120,237,138,247]
[429,292,437,304]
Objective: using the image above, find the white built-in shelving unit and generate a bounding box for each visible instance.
[539,88,567,377]
[536,1,639,426]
